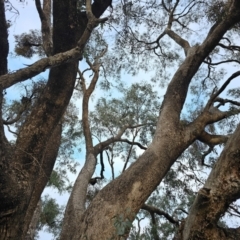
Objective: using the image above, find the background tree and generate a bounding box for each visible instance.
[0,0,240,240]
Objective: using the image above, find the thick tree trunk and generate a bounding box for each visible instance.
[179,124,240,240]
[72,2,240,239]
[0,0,112,238]
[0,0,84,238]
[25,200,42,240]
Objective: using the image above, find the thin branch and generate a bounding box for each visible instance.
[119,138,147,150]
[142,204,179,225]
[215,98,240,107]
[229,205,240,217]
[204,59,240,66]
[122,129,139,172]
[201,145,213,167]
[35,0,52,56]
[6,125,18,136]
[207,71,240,106]
[218,42,240,52]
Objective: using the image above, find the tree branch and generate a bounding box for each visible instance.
[0,7,108,90]
[35,0,53,56]
[142,203,179,225]
[198,131,229,145]
[182,124,240,239]
[208,71,240,106]
[215,97,240,107]
[119,138,147,150]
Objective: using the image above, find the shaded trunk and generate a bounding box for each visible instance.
[0,0,112,238]
[0,0,85,238]
[25,200,42,240]
[179,124,240,240]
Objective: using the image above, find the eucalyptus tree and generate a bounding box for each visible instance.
[0,0,111,238]
[0,0,240,240]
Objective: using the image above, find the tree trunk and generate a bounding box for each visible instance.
[25,200,42,240]
[0,0,84,238]
[0,0,113,238]
[179,124,240,240]
[70,1,240,239]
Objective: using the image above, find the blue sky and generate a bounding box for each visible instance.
[4,1,240,239]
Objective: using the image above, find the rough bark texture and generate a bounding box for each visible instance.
[179,124,240,240]
[25,200,42,240]
[71,1,240,239]
[1,0,240,239]
[0,0,113,239]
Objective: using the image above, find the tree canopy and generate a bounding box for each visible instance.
[1,0,240,239]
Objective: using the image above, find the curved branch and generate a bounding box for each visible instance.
[201,145,213,167]
[165,28,190,56]
[198,131,229,145]
[0,10,107,90]
[207,71,240,107]
[142,204,179,225]
[218,42,240,52]
[215,97,240,107]
[119,138,147,150]
[204,59,240,66]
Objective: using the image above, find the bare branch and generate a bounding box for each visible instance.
[165,28,190,56]
[94,125,129,155]
[119,138,147,150]
[198,131,229,145]
[215,97,240,107]
[218,42,240,52]
[204,59,240,66]
[0,7,108,90]
[201,145,213,167]
[142,203,179,225]
[35,0,52,56]
[207,71,240,107]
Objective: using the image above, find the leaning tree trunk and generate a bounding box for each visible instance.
[179,124,240,240]
[69,1,240,239]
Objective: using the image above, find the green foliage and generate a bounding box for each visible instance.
[14,29,45,58]
[38,195,63,237]
[47,170,72,194]
[112,208,134,238]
